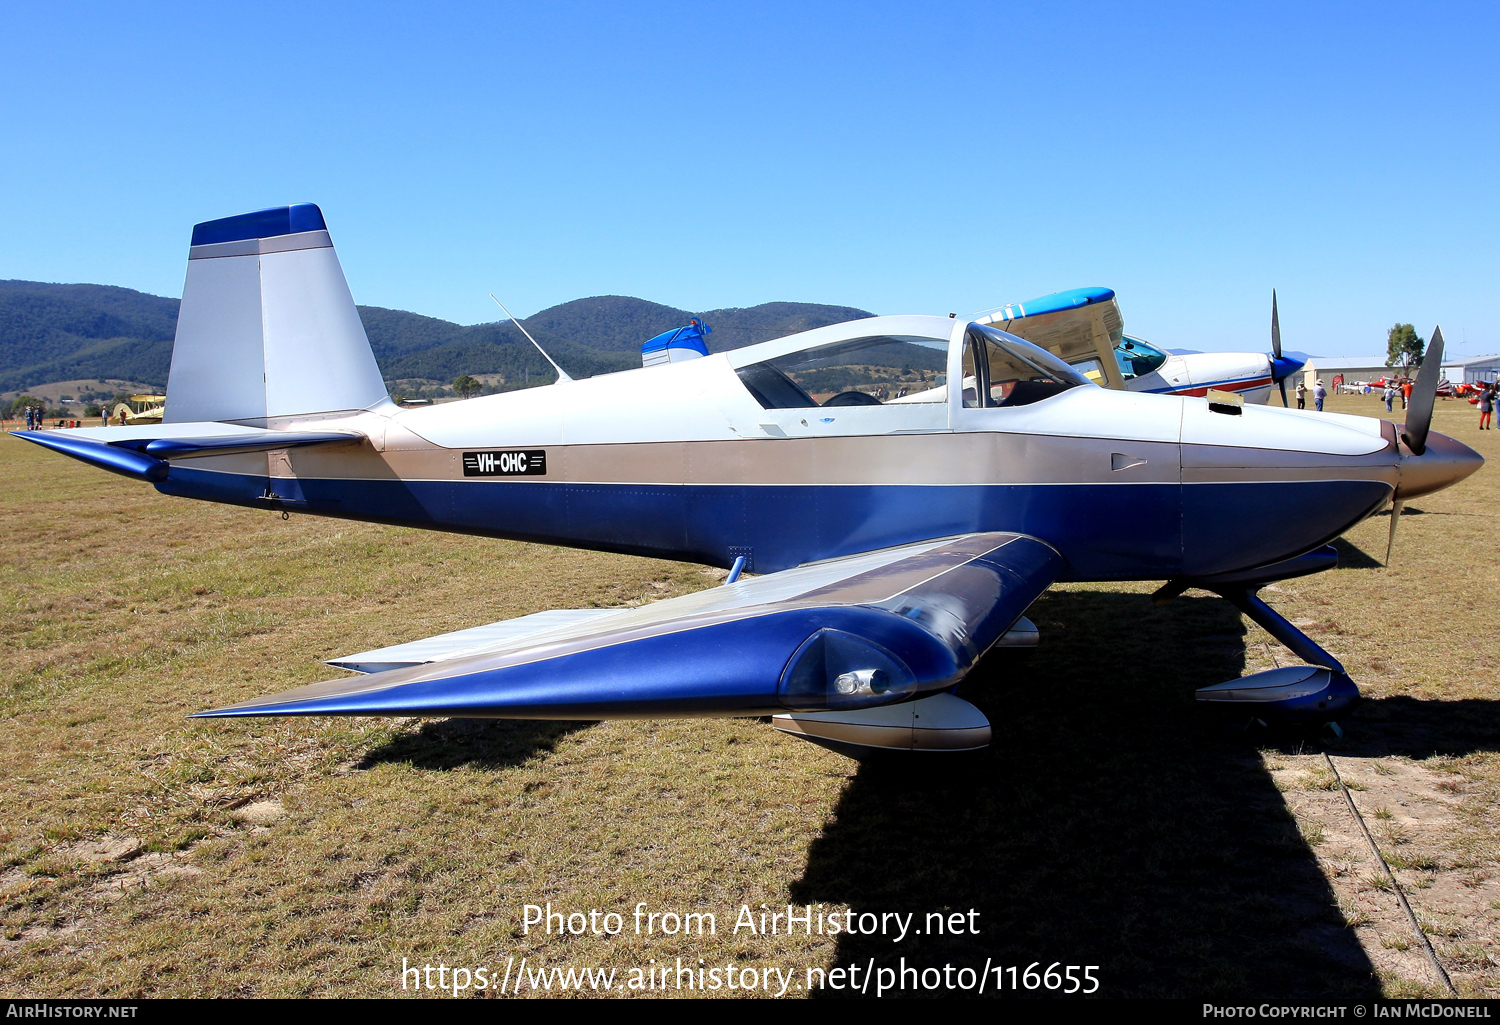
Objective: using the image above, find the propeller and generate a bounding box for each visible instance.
[1387,326,1446,564]
[1265,290,1306,407]
[1272,290,1287,407]
[1401,326,1444,456]
[1385,498,1404,566]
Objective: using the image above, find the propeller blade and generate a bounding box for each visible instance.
[1271,289,1282,360]
[1401,326,1445,456]
[1279,378,1289,408]
[1385,498,1404,566]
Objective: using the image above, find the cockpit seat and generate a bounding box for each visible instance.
[822,391,882,406]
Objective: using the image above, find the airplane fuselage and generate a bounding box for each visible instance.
[126,313,1444,582]
[1124,350,1278,403]
[15,208,1482,741]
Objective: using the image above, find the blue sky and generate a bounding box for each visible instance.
[2,1,1496,355]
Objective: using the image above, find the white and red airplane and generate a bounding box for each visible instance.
[978,287,1304,406]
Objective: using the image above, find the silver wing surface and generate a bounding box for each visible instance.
[194,532,1061,723]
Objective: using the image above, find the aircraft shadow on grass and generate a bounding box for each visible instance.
[1322,696,1500,762]
[352,590,1499,997]
[791,590,1383,1000]
[358,717,592,772]
[1329,537,1384,570]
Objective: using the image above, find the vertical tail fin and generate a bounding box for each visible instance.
[164,203,388,423]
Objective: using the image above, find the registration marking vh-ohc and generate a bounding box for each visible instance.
[462,450,547,476]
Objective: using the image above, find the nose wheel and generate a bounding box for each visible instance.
[1156,556,1360,730]
[1197,664,1359,730]
[1196,586,1359,728]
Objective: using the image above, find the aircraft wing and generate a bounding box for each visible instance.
[976,287,1125,385]
[194,532,1063,720]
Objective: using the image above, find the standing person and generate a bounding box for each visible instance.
[1478,384,1494,431]
[1296,380,1307,409]
[1401,380,1412,409]
[1383,383,1396,412]
[1314,379,1327,412]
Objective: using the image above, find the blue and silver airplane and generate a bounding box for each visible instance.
[14,205,1482,756]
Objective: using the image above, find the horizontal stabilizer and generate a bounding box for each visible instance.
[11,425,367,482]
[118,430,363,460]
[194,533,1062,725]
[10,430,168,482]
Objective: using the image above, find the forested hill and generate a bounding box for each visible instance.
[0,280,874,393]
[517,296,874,355]
[372,297,875,385]
[0,281,181,393]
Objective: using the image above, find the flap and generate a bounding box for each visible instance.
[327,609,629,674]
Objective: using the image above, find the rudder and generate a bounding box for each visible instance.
[165,203,388,423]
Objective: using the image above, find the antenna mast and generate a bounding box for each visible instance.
[489,294,573,383]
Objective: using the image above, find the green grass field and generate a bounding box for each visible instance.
[1,391,1497,998]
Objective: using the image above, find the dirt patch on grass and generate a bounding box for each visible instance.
[1268,753,1496,995]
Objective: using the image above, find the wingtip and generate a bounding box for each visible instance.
[188,700,306,718]
[186,670,417,718]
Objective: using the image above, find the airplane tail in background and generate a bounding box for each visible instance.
[165,204,389,424]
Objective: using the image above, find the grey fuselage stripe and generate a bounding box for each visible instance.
[179,430,1398,490]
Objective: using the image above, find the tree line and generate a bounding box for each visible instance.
[1386,324,1426,370]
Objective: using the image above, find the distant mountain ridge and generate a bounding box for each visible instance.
[0,280,874,393]
[0,281,180,392]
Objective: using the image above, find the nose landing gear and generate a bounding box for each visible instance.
[1155,546,1359,730]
